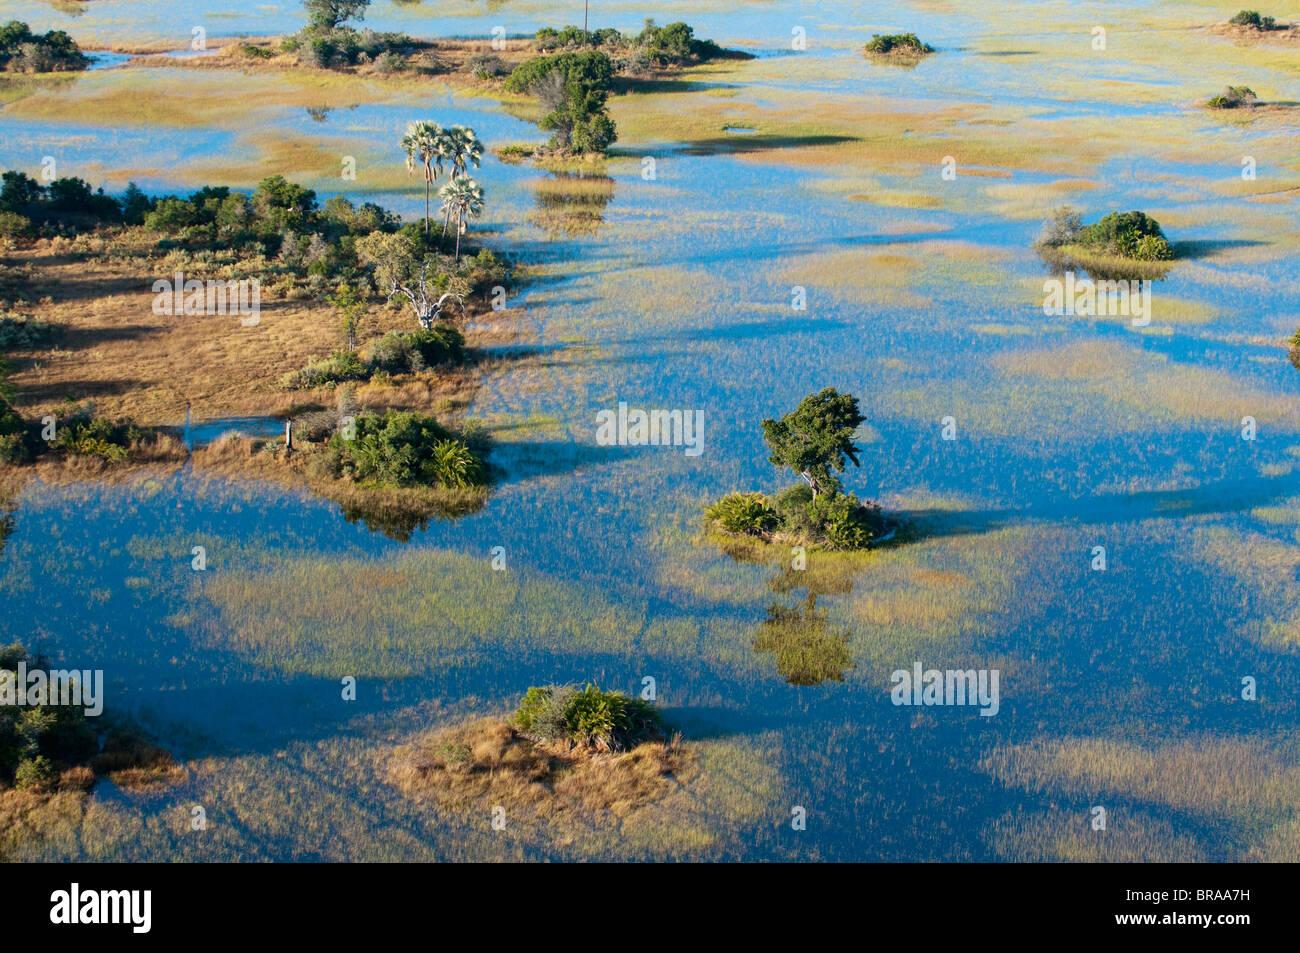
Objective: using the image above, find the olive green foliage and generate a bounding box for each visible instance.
[708,390,881,550]
[1077,210,1174,261]
[0,365,28,464]
[294,0,422,71]
[864,33,934,55]
[0,20,89,73]
[534,19,725,66]
[0,644,97,789]
[761,387,866,498]
[360,327,464,374]
[1,171,120,233]
[511,684,663,752]
[0,313,56,349]
[1207,85,1259,109]
[53,413,144,462]
[324,409,485,488]
[771,484,880,551]
[1288,327,1300,371]
[504,50,617,153]
[1230,10,1277,30]
[279,350,369,389]
[705,492,777,535]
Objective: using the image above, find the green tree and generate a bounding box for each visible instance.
[303,0,370,31]
[401,120,446,235]
[438,126,483,240]
[761,388,865,499]
[438,175,484,262]
[504,50,617,154]
[330,282,367,350]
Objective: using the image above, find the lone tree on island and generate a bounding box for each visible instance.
[761,388,865,499]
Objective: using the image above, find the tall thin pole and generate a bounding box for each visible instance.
[584,0,588,39]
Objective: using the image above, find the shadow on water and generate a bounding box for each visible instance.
[896,468,1300,542]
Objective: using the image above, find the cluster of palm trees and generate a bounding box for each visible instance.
[401,121,485,260]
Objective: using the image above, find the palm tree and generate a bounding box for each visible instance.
[439,126,483,242]
[438,175,484,262]
[401,120,446,235]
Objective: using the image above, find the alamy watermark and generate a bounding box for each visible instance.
[152,271,260,326]
[595,402,704,456]
[1043,271,1151,327]
[0,662,103,716]
[890,662,1000,717]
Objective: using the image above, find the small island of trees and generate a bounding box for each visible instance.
[1035,207,1177,279]
[706,388,885,552]
[863,33,935,61]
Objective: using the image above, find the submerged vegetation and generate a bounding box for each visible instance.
[1,643,183,859]
[706,389,884,551]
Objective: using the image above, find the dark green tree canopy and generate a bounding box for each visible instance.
[761,388,865,498]
[504,50,617,153]
[303,0,370,31]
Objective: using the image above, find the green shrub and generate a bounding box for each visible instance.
[706,491,777,535]
[327,409,486,488]
[280,350,368,389]
[1230,10,1277,30]
[237,42,275,59]
[361,327,463,375]
[511,684,662,751]
[13,755,56,790]
[1207,85,1258,109]
[0,432,30,464]
[1077,210,1172,259]
[864,33,934,55]
[425,438,483,487]
[806,491,879,551]
[53,414,140,461]
[0,210,32,238]
[770,483,880,550]
[0,21,89,73]
[1,644,97,786]
[0,313,56,348]
[504,50,617,154]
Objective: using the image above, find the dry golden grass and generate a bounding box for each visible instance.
[390,717,696,838]
[0,784,89,861]
[1,240,487,425]
[0,433,188,502]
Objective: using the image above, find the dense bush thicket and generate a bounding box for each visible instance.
[319,409,485,488]
[512,684,662,752]
[863,33,934,56]
[0,397,145,466]
[535,19,725,69]
[1230,10,1278,30]
[1037,207,1174,262]
[280,326,465,388]
[1207,85,1259,109]
[707,485,882,551]
[0,21,89,73]
[505,50,618,153]
[0,644,97,790]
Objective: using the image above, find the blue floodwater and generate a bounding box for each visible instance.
[1,0,1299,860]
